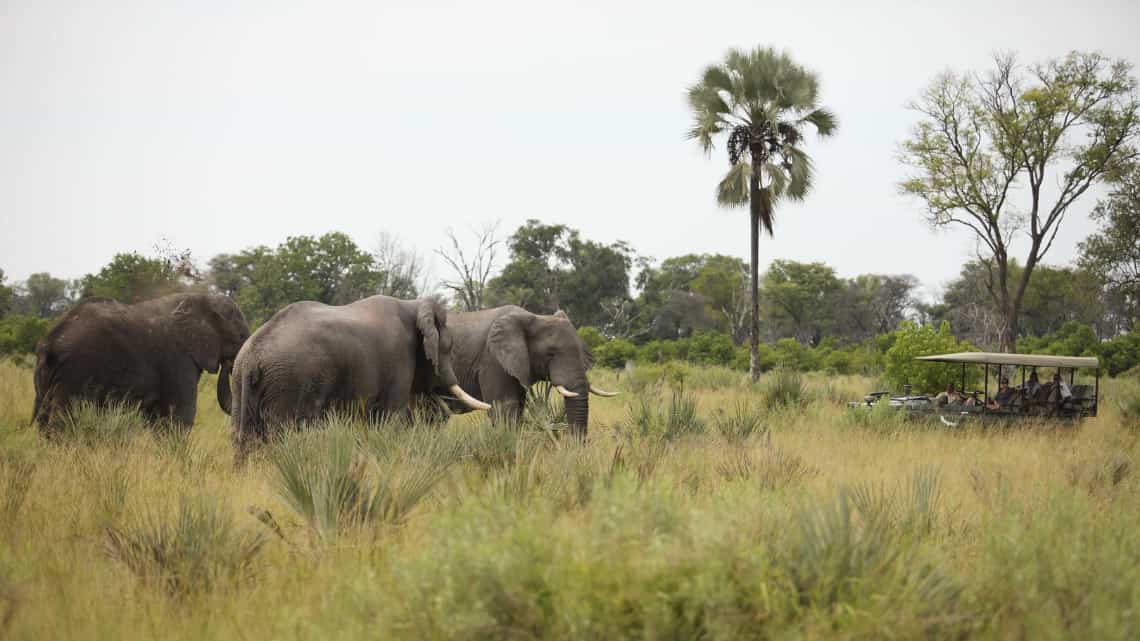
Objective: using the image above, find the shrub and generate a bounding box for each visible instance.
[104,494,266,597]
[713,402,767,442]
[687,331,736,366]
[270,424,456,539]
[883,321,977,394]
[1099,327,1140,377]
[760,368,807,408]
[576,326,606,351]
[594,338,636,369]
[0,315,51,356]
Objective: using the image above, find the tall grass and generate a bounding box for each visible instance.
[0,360,1137,640]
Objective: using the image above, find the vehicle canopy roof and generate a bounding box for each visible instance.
[915,352,1099,369]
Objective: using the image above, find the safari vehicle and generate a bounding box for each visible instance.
[851,352,1101,425]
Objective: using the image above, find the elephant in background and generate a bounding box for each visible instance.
[32,293,250,432]
[438,306,617,436]
[229,295,489,462]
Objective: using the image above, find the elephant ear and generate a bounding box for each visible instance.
[489,311,531,388]
[552,310,592,369]
[416,298,443,374]
[172,297,222,374]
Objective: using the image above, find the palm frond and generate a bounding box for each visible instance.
[801,108,838,137]
[716,162,751,208]
[783,147,815,201]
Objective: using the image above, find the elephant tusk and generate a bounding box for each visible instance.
[589,384,618,397]
[554,385,580,398]
[449,384,492,411]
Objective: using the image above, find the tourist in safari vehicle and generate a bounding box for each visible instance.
[852,352,1101,424]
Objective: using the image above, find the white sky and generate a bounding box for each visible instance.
[2,0,1138,302]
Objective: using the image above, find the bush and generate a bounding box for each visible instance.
[884,321,977,394]
[594,338,636,369]
[576,326,606,351]
[0,315,50,356]
[760,368,808,408]
[1099,327,1140,377]
[687,331,736,366]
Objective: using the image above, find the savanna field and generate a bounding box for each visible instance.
[1,359,1137,641]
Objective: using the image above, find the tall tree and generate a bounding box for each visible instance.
[19,272,70,318]
[688,46,837,380]
[1079,165,1140,331]
[900,51,1140,351]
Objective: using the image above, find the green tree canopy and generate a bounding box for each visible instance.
[19,272,71,318]
[486,220,632,331]
[80,253,185,303]
[761,260,843,346]
[208,232,390,325]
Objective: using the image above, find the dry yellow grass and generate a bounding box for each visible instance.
[0,360,1136,640]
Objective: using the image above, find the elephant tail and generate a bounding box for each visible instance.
[232,358,263,465]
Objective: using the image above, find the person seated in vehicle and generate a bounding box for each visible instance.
[933,382,966,406]
[1049,371,1073,403]
[986,377,1018,411]
[1022,371,1042,397]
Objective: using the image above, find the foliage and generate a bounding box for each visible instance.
[884,321,977,393]
[0,314,51,355]
[210,232,393,325]
[1080,166,1140,331]
[1099,328,1140,377]
[762,260,843,345]
[931,260,1110,348]
[79,253,187,303]
[0,269,12,316]
[900,51,1140,351]
[593,337,636,369]
[576,326,606,351]
[486,220,633,331]
[760,368,808,408]
[15,273,71,318]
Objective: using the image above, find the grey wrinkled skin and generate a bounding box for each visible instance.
[229,295,461,463]
[31,293,251,434]
[437,306,598,436]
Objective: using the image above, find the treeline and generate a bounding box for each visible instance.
[2,215,1138,375]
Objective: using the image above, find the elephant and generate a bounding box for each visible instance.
[32,293,250,433]
[436,306,617,436]
[229,295,490,462]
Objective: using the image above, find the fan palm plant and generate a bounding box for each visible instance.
[688,47,837,381]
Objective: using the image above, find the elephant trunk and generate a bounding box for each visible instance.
[565,395,589,438]
[217,359,233,415]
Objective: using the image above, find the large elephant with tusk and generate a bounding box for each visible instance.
[437,306,617,436]
[229,295,489,463]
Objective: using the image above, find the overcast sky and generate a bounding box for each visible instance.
[2,0,1139,301]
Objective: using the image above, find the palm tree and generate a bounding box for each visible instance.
[687,47,837,381]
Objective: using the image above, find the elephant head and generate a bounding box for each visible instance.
[488,309,615,435]
[417,298,490,411]
[171,294,251,415]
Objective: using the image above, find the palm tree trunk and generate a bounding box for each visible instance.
[749,169,762,383]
